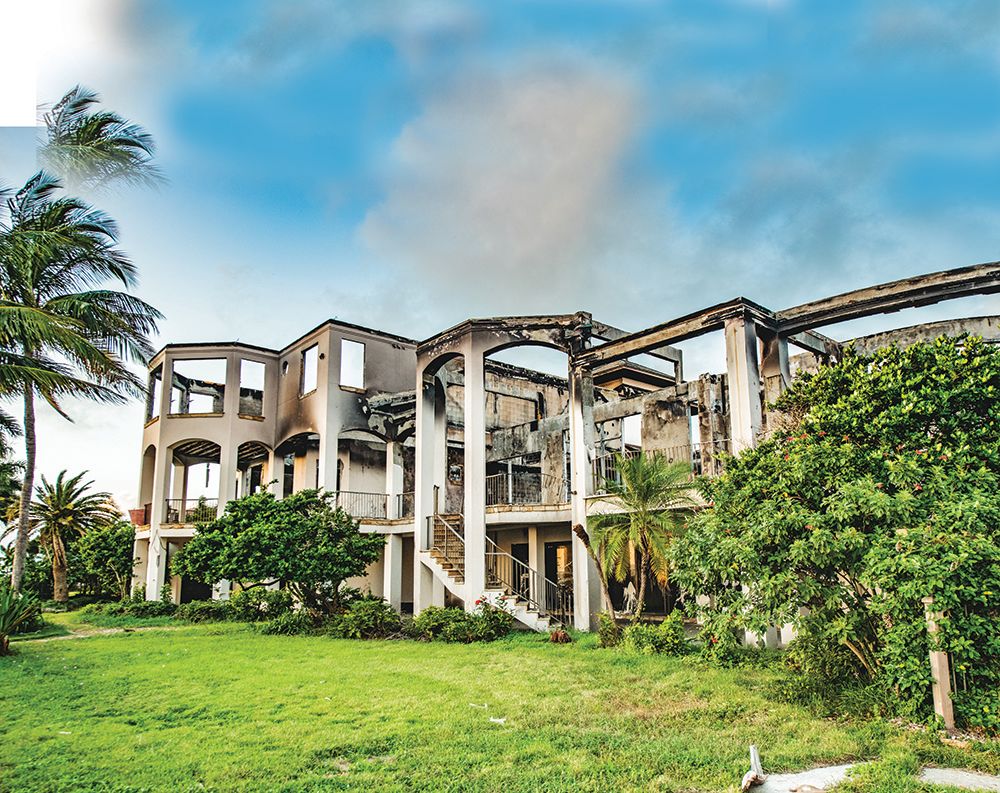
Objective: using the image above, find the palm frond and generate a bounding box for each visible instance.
[40,86,163,191]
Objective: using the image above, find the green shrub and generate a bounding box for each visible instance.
[427,602,514,644]
[620,613,688,656]
[411,606,459,640]
[598,612,621,648]
[258,610,316,636]
[471,600,514,642]
[330,597,401,639]
[440,610,480,643]
[175,599,232,623]
[81,597,176,619]
[228,588,293,622]
[1,588,43,653]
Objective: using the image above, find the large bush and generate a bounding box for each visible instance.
[673,336,1000,729]
[172,490,384,615]
[73,521,136,600]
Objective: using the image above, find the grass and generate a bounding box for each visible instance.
[1,621,997,792]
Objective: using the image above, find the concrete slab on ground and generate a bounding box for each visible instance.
[920,768,1000,791]
[757,763,856,792]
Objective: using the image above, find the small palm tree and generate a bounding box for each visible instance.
[30,471,120,602]
[588,453,697,618]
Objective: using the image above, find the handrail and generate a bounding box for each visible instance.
[485,536,573,627]
[430,513,465,571]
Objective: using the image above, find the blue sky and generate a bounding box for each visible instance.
[2,0,1000,507]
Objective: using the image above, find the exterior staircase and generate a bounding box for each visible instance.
[424,512,573,632]
[428,513,466,585]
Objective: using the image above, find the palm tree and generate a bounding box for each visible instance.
[30,471,120,602]
[40,85,162,192]
[1,173,162,592]
[588,453,698,618]
[1,87,162,592]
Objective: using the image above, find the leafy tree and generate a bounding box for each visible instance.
[30,471,120,602]
[172,490,385,616]
[74,520,136,600]
[672,335,1000,728]
[588,454,697,617]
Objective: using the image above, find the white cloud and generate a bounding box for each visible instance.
[361,57,645,317]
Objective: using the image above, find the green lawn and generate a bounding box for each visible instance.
[1,620,997,792]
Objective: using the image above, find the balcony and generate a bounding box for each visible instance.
[486,471,569,507]
[164,498,219,524]
[591,440,731,493]
[332,491,389,521]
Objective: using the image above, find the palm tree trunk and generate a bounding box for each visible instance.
[572,523,616,616]
[636,548,648,618]
[52,536,69,602]
[9,387,36,593]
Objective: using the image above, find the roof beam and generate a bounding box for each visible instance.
[777,261,1000,335]
[589,321,684,365]
[577,298,774,366]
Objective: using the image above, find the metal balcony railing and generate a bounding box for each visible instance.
[396,491,415,519]
[591,440,731,492]
[332,490,389,520]
[163,498,218,525]
[485,471,569,506]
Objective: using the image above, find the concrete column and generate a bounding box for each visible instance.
[385,441,403,519]
[171,463,187,501]
[268,450,284,497]
[130,537,148,595]
[463,342,487,606]
[923,596,956,731]
[413,362,438,612]
[217,445,238,511]
[760,331,791,435]
[145,443,174,599]
[318,429,340,494]
[724,316,763,454]
[527,526,541,605]
[383,533,403,611]
[568,363,601,630]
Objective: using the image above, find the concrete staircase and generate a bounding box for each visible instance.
[423,512,572,632]
[428,513,465,585]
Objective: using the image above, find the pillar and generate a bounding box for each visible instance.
[568,363,602,630]
[760,331,791,435]
[384,533,403,611]
[385,441,403,519]
[413,363,441,612]
[923,597,956,731]
[145,443,174,599]
[463,342,487,606]
[724,316,763,454]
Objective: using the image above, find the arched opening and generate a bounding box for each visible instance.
[274,432,320,497]
[480,341,575,619]
[236,441,271,498]
[165,439,223,524]
[482,342,571,509]
[137,445,156,524]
